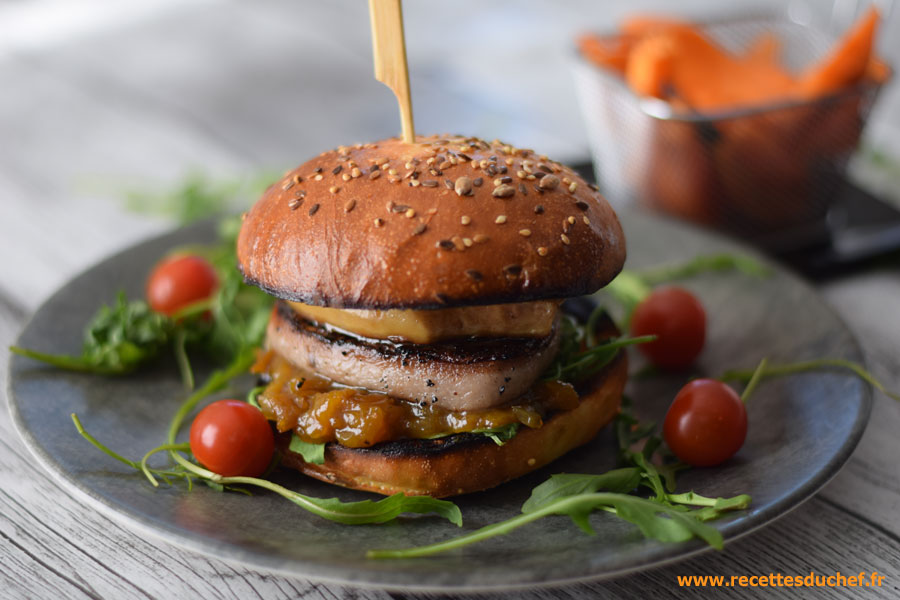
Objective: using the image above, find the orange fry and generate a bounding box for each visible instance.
[799,6,880,97]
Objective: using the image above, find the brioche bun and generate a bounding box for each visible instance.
[237,135,625,309]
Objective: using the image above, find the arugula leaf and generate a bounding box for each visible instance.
[541,309,653,383]
[11,293,172,374]
[476,423,520,446]
[522,469,642,514]
[74,413,461,526]
[289,434,326,465]
[367,491,733,558]
[123,171,276,226]
[246,386,265,409]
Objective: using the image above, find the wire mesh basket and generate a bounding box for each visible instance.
[573,14,890,250]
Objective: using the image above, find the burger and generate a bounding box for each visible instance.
[237,134,627,498]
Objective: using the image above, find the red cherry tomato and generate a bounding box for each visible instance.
[663,379,748,467]
[189,399,274,477]
[146,254,219,316]
[630,286,706,370]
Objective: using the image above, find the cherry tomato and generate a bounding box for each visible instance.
[146,254,219,316]
[663,379,747,467]
[189,399,274,477]
[630,286,706,370]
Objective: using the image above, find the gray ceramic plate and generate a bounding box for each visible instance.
[8,212,871,591]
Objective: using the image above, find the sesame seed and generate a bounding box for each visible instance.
[413,223,427,235]
[568,182,578,193]
[308,203,320,216]
[332,165,343,175]
[518,229,532,237]
[479,160,488,169]
[329,186,339,194]
[388,168,398,176]
[495,215,508,224]
[344,199,356,212]
[409,180,421,187]
[568,216,576,224]
[288,198,302,210]
[473,234,489,243]
[374,217,384,227]
[473,177,484,187]
[430,168,442,177]
[342,173,351,181]
[388,176,401,184]
[463,237,473,247]
[492,184,515,198]
[454,176,473,197]
[314,174,324,181]
[537,246,548,256]
[351,167,362,178]
[427,207,437,215]
[405,208,416,218]
[561,234,571,245]
[539,174,560,190]
[369,169,382,180]
[534,204,545,214]
[516,171,527,179]
[465,269,483,282]
[575,200,589,211]
[460,215,471,225]
[292,174,303,184]
[493,176,512,186]
[583,216,591,225]
[452,236,465,251]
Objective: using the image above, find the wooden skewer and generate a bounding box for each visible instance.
[368,0,415,143]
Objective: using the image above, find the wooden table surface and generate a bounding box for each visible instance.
[2,1,899,598]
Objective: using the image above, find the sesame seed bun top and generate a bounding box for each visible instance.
[237,134,626,309]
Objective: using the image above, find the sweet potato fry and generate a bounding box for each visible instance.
[799,6,880,97]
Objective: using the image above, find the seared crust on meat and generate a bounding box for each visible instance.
[276,349,627,497]
[267,301,561,410]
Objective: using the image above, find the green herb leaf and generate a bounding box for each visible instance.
[246,385,265,409]
[289,434,326,465]
[476,423,520,446]
[11,293,172,374]
[367,492,725,559]
[521,469,642,513]
[541,315,652,384]
[720,358,900,402]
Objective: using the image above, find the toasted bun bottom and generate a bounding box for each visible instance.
[275,352,627,498]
